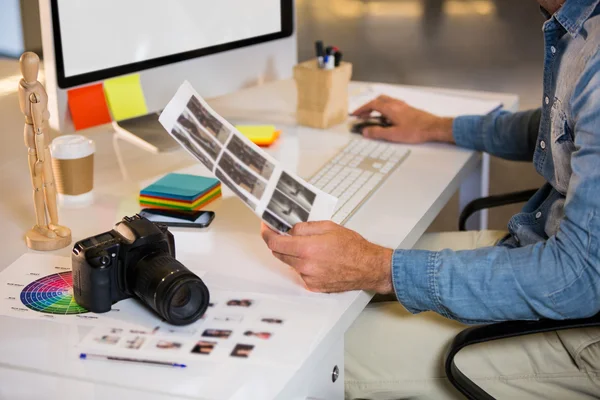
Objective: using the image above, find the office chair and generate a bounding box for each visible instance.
[447,189,600,400]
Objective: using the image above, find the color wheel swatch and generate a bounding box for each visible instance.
[20,271,88,315]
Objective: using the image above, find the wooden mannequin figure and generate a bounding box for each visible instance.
[18,52,71,251]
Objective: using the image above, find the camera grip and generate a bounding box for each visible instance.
[72,254,114,313]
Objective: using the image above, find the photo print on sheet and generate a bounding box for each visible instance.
[202,329,232,339]
[213,314,243,323]
[218,152,267,199]
[261,209,291,234]
[94,335,120,345]
[275,172,316,212]
[186,96,231,144]
[266,189,310,227]
[160,82,338,237]
[191,340,217,355]
[171,124,215,171]
[226,299,253,307]
[243,330,272,340]
[177,111,221,159]
[122,336,145,350]
[158,323,198,337]
[154,340,183,350]
[226,135,275,180]
[215,168,257,210]
[230,343,254,358]
[260,317,284,324]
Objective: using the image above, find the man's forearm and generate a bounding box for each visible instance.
[391,238,599,324]
[453,109,541,161]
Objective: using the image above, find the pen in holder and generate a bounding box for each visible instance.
[293,59,353,129]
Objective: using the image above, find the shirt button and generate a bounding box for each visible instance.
[536,211,542,219]
[540,140,546,149]
[545,96,550,105]
[551,46,557,54]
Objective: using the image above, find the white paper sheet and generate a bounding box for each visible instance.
[1,254,335,368]
[159,81,338,234]
[0,254,204,328]
[78,289,333,368]
[348,84,503,117]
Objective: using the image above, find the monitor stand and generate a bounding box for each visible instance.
[112,112,180,154]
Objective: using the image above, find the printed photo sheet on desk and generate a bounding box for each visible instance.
[78,288,325,367]
[0,254,334,367]
[159,81,338,234]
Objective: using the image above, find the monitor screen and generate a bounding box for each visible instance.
[51,0,294,88]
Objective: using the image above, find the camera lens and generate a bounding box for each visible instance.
[166,280,208,323]
[171,285,191,308]
[130,253,209,325]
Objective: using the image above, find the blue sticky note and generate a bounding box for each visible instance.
[141,173,220,201]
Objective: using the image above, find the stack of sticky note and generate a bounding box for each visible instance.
[140,173,221,211]
[236,125,281,146]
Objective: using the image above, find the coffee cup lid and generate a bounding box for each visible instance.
[50,135,95,160]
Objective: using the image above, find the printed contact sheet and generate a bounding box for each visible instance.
[159,81,338,233]
[78,290,333,367]
[0,255,334,368]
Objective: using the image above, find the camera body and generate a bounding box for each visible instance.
[72,215,176,313]
[72,215,209,326]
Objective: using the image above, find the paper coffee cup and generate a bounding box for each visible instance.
[50,135,95,207]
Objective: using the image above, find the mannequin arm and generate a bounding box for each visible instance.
[29,93,46,164]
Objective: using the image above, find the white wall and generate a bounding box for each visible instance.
[0,0,24,57]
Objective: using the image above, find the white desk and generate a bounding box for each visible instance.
[0,59,518,399]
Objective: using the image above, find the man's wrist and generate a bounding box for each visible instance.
[428,117,455,143]
[373,246,394,294]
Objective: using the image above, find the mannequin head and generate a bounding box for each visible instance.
[19,52,40,84]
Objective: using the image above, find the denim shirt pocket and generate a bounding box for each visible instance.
[550,98,575,194]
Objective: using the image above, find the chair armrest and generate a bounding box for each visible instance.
[445,313,600,400]
[459,189,538,231]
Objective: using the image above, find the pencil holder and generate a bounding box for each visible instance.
[293,59,353,129]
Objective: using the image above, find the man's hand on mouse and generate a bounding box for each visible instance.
[261,221,394,294]
[352,95,455,144]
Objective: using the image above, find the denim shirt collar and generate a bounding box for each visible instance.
[543,0,600,37]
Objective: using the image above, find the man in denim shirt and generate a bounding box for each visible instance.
[262,0,600,398]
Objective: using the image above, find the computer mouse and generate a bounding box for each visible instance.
[350,116,393,134]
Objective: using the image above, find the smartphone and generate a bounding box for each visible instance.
[139,209,215,228]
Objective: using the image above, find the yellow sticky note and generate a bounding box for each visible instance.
[103,74,148,121]
[236,125,280,146]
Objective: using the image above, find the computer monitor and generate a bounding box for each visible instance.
[39,0,297,145]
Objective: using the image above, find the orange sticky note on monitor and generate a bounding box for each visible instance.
[236,125,281,146]
[103,73,148,121]
[67,83,112,130]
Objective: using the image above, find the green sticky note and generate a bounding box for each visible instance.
[103,74,148,121]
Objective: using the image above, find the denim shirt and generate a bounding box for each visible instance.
[393,0,600,324]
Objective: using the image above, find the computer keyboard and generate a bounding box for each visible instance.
[309,138,410,224]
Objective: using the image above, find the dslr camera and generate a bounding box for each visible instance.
[72,215,209,325]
